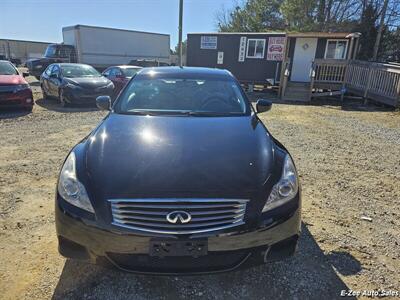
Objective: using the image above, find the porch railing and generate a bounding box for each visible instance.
[312,59,348,83]
[309,59,400,107]
[279,58,291,97]
[345,60,400,106]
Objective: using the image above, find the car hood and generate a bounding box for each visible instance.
[0,75,26,86]
[64,77,110,89]
[83,113,274,199]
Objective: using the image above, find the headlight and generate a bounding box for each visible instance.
[14,84,30,92]
[107,81,114,89]
[57,152,94,213]
[65,83,79,89]
[262,154,299,212]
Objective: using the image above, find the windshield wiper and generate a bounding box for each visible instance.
[123,110,191,116]
[187,111,244,117]
[119,110,244,117]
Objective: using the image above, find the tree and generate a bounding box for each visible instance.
[172,40,187,55]
[373,0,390,60]
[356,4,378,60]
[216,0,285,32]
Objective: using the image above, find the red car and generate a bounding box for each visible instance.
[102,65,142,96]
[0,60,33,111]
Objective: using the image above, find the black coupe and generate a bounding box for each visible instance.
[55,67,301,274]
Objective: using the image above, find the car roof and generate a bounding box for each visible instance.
[117,65,143,69]
[58,63,93,68]
[136,67,233,80]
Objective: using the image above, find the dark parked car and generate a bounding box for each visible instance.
[0,60,33,111]
[102,65,142,96]
[40,63,114,106]
[55,67,301,274]
[26,44,76,80]
[129,59,170,67]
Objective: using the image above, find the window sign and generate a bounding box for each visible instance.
[267,37,285,61]
[238,37,247,62]
[201,36,217,49]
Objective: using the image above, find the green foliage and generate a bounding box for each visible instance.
[280,0,318,31]
[217,0,286,32]
[355,4,378,60]
[172,40,187,55]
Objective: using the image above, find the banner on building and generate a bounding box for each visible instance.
[266,37,285,61]
[200,36,217,49]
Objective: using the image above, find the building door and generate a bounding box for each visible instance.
[291,38,318,82]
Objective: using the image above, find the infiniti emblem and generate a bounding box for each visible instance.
[166,211,191,224]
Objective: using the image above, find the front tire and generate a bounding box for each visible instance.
[59,89,68,107]
[41,84,48,100]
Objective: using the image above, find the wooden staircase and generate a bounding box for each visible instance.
[282,82,310,102]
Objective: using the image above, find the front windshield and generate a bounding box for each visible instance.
[0,62,18,75]
[114,76,249,115]
[44,45,57,57]
[122,68,141,78]
[61,65,101,78]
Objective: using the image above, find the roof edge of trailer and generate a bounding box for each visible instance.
[187,32,286,36]
[187,31,361,38]
[62,24,170,37]
[286,32,361,38]
[0,38,54,45]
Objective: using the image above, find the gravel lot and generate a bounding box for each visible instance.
[0,77,399,300]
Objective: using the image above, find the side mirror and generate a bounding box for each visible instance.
[96,95,111,111]
[256,99,272,113]
[22,71,29,77]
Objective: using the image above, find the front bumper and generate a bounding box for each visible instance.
[55,199,301,274]
[64,88,114,104]
[0,89,34,109]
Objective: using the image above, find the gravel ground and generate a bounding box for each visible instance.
[0,77,399,300]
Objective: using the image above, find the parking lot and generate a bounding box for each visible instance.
[0,75,399,300]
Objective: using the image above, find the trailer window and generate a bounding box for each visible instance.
[246,39,265,58]
[325,40,348,59]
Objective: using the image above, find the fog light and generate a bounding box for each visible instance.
[26,98,32,103]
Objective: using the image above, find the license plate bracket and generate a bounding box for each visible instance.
[149,239,208,257]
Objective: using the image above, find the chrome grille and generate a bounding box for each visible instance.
[109,198,249,235]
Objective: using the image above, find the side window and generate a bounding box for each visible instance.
[109,68,117,77]
[51,65,60,76]
[113,68,122,77]
[45,65,53,76]
[58,47,68,58]
[103,68,112,77]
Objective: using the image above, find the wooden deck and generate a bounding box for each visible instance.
[279,58,400,107]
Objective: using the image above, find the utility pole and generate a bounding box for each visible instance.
[178,0,183,67]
